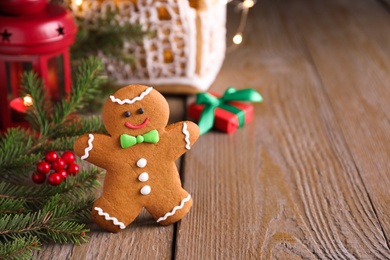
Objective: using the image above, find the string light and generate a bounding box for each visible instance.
[242,0,255,8]
[226,0,256,52]
[233,34,242,44]
[74,0,83,6]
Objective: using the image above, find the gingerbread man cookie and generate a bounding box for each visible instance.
[74,85,199,232]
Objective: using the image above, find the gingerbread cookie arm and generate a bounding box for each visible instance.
[162,121,200,160]
[73,133,112,169]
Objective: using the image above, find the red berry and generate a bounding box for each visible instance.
[47,173,62,186]
[67,163,80,175]
[58,169,68,180]
[52,158,66,171]
[32,173,46,184]
[45,151,58,163]
[36,161,51,174]
[61,151,75,164]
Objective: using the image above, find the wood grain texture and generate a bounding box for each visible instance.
[286,0,390,244]
[35,97,186,259]
[176,0,390,259]
[35,1,390,259]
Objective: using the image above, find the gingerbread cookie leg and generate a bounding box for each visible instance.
[146,191,193,225]
[92,196,142,233]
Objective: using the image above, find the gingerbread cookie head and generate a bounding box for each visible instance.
[102,85,170,138]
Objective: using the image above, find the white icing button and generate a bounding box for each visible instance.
[138,172,149,182]
[137,158,147,168]
[140,185,151,195]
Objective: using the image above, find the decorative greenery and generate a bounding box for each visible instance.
[71,11,147,64]
[52,0,148,63]
[0,57,106,259]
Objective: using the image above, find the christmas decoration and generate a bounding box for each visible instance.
[44,151,59,163]
[67,163,80,176]
[188,87,263,134]
[226,0,257,52]
[61,151,76,164]
[0,0,77,131]
[69,7,147,65]
[36,162,51,175]
[32,173,46,184]
[0,57,105,259]
[32,151,81,185]
[67,0,227,93]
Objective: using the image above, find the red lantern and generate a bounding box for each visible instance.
[0,0,77,131]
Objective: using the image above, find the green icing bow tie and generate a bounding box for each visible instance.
[120,130,159,148]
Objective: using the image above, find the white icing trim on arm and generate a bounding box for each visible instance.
[182,122,191,150]
[110,87,153,105]
[156,194,191,223]
[81,134,94,160]
[94,207,126,229]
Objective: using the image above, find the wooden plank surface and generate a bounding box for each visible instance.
[176,0,390,259]
[287,0,390,242]
[36,0,390,259]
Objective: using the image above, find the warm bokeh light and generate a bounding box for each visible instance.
[75,0,83,6]
[242,0,255,8]
[23,95,33,107]
[233,34,243,44]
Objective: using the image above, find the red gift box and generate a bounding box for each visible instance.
[188,93,255,134]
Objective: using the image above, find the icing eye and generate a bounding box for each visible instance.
[137,108,144,114]
[124,111,131,117]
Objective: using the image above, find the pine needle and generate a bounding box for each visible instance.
[0,57,106,257]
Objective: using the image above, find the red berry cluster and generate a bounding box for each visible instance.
[32,151,80,186]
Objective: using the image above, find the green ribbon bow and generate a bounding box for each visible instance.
[120,129,159,148]
[196,87,263,135]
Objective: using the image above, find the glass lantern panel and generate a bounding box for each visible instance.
[47,54,65,101]
[5,61,33,123]
[5,61,33,100]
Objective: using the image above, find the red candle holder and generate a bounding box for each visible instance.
[9,96,34,123]
[0,0,77,131]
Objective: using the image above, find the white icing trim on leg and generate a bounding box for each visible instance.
[182,123,191,150]
[81,134,94,160]
[94,207,126,229]
[110,87,153,105]
[156,194,191,223]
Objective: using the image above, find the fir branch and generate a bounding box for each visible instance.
[0,198,27,214]
[0,195,90,245]
[45,221,88,244]
[0,181,42,200]
[0,235,40,260]
[0,55,107,257]
[72,10,148,63]
[0,211,46,236]
[0,128,42,179]
[0,128,35,165]
[44,137,78,152]
[20,73,51,135]
[54,115,107,137]
[51,57,104,132]
[0,167,103,203]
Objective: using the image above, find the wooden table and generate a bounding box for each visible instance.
[37,0,390,258]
